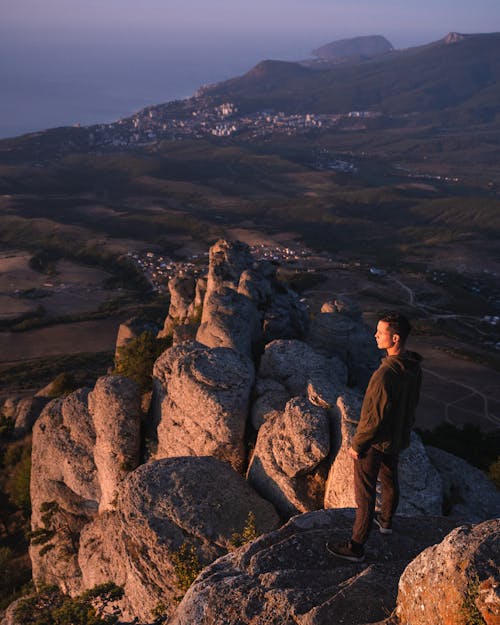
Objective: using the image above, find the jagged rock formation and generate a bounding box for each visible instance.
[157,274,203,339]
[30,376,141,594]
[22,239,500,624]
[78,457,279,623]
[152,341,254,472]
[169,509,461,625]
[396,519,500,625]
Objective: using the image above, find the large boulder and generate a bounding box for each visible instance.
[396,519,500,625]
[426,446,500,522]
[30,389,100,594]
[257,339,347,408]
[169,509,460,625]
[196,286,262,355]
[158,274,197,338]
[153,342,254,472]
[88,376,141,513]
[29,375,142,593]
[205,239,254,293]
[247,397,333,516]
[306,302,380,389]
[78,457,279,623]
[262,287,309,343]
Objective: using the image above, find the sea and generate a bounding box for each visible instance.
[0,36,313,140]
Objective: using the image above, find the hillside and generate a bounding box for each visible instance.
[312,34,394,62]
[201,32,500,122]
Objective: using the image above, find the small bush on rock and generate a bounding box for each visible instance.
[13,583,124,625]
[113,331,172,391]
[171,543,202,596]
[230,511,260,549]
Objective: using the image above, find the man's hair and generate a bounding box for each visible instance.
[379,312,412,343]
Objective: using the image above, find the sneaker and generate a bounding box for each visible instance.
[374,514,393,535]
[326,541,365,563]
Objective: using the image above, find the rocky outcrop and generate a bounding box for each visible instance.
[247,397,332,516]
[396,519,500,625]
[30,376,141,593]
[88,376,141,513]
[158,274,198,338]
[169,509,460,625]
[78,457,279,622]
[3,394,50,437]
[30,388,100,594]
[195,240,309,356]
[324,393,443,515]
[256,339,347,412]
[426,445,500,522]
[153,342,254,472]
[196,286,262,354]
[306,300,380,388]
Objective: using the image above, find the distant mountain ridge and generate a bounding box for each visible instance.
[200,31,500,122]
[312,34,394,63]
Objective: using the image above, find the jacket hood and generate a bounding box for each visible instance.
[382,351,423,375]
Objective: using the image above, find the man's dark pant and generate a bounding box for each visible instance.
[351,447,399,546]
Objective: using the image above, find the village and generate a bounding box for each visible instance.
[126,242,317,293]
[85,99,385,148]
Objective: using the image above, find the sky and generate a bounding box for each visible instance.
[2,0,500,48]
[1,0,499,138]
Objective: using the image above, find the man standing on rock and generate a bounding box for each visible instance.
[328,312,422,562]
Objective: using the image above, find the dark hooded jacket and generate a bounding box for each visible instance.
[351,351,422,455]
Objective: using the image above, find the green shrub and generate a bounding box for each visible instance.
[230,512,260,549]
[113,332,172,391]
[13,583,124,625]
[4,441,31,515]
[459,575,486,625]
[170,543,202,595]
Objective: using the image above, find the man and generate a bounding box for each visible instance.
[327,312,422,563]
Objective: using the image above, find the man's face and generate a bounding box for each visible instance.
[374,320,397,351]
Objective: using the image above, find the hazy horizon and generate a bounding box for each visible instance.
[1,0,499,139]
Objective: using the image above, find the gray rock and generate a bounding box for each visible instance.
[262,288,309,343]
[196,286,261,355]
[30,389,100,595]
[78,457,279,623]
[306,307,380,389]
[250,378,289,430]
[169,509,460,625]
[426,445,500,522]
[258,339,347,399]
[206,239,254,293]
[158,274,197,338]
[247,397,331,516]
[88,376,142,513]
[396,519,500,625]
[153,342,254,472]
[11,395,50,436]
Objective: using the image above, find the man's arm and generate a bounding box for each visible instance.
[350,368,391,455]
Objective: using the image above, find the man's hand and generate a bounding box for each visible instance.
[348,446,359,460]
